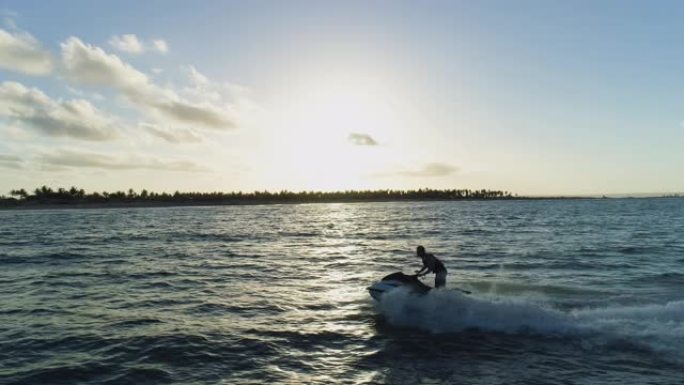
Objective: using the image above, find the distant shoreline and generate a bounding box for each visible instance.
[1,187,514,210]
[2,186,681,211]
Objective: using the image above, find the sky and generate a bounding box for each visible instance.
[1,0,683,196]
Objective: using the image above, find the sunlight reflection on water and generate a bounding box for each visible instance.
[1,199,684,384]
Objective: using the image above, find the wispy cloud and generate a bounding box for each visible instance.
[371,162,459,179]
[399,162,459,177]
[0,27,53,75]
[108,34,144,54]
[61,37,149,89]
[181,65,253,116]
[1,24,244,141]
[108,34,169,55]
[141,122,202,143]
[152,39,168,53]
[348,132,378,146]
[40,149,207,172]
[61,37,237,130]
[66,86,104,101]
[0,154,22,169]
[0,81,117,141]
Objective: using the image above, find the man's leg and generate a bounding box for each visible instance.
[435,271,446,288]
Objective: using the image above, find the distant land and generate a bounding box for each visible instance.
[0,186,680,210]
[1,186,513,209]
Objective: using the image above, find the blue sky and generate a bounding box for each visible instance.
[1,1,683,195]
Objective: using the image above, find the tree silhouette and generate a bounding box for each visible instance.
[2,186,525,207]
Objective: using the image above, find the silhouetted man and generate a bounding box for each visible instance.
[415,245,447,288]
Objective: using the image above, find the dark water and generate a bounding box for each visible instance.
[1,199,683,384]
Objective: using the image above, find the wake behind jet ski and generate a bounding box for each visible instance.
[367,272,431,301]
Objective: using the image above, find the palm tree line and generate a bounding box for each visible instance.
[1,186,515,206]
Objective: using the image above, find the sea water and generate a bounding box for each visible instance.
[1,199,683,384]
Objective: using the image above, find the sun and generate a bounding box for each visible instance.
[262,76,401,191]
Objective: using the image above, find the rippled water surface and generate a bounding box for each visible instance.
[2,199,684,384]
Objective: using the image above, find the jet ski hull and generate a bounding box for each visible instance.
[367,272,431,301]
[368,280,404,301]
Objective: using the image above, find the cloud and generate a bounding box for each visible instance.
[150,99,235,128]
[0,154,22,169]
[108,34,169,55]
[66,86,104,101]
[348,132,378,146]
[61,37,236,129]
[108,34,144,54]
[40,149,207,172]
[0,81,117,140]
[62,37,149,89]
[187,65,209,85]
[141,122,202,143]
[399,162,459,177]
[0,27,53,75]
[181,65,254,123]
[152,39,168,53]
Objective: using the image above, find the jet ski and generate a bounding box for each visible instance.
[367,272,432,301]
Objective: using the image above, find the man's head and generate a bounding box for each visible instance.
[416,245,426,257]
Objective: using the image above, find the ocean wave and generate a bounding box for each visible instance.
[378,287,572,335]
[164,231,250,243]
[630,272,684,286]
[277,231,321,237]
[467,280,606,297]
[3,332,282,385]
[185,302,285,316]
[112,318,165,328]
[0,252,87,265]
[376,287,684,361]
[8,361,117,385]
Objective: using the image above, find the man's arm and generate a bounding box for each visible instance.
[415,265,427,275]
[417,256,437,276]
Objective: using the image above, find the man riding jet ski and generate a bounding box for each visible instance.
[368,246,468,301]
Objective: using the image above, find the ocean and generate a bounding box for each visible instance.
[1,199,683,384]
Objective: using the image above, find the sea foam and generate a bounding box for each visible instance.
[377,287,684,359]
[378,287,572,335]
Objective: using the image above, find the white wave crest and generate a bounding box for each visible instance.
[378,287,573,334]
[575,300,684,342]
[377,287,684,358]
